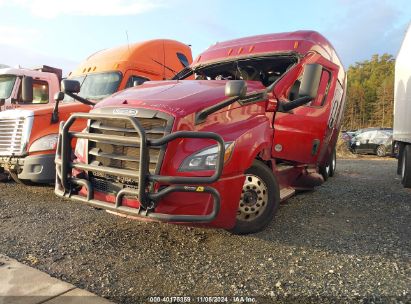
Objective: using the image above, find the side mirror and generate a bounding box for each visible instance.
[22,76,33,103]
[278,64,323,113]
[225,80,247,98]
[61,79,80,94]
[54,91,65,102]
[60,79,95,106]
[299,64,322,99]
[51,92,65,124]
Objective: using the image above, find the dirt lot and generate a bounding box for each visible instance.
[0,158,409,303]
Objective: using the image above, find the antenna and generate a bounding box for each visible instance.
[125,30,130,53]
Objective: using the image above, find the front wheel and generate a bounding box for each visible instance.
[230,160,280,234]
[9,171,34,186]
[319,160,330,181]
[401,145,411,188]
[0,168,10,182]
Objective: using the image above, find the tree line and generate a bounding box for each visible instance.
[342,54,395,131]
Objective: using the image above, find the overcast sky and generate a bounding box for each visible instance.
[0,0,409,75]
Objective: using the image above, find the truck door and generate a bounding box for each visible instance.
[272,58,341,165]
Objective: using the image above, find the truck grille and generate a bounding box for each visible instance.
[86,111,173,194]
[0,118,26,156]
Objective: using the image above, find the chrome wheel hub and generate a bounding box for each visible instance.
[237,174,268,221]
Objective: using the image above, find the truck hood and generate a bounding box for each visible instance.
[0,102,92,117]
[0,109,34,119]
[96,80,267,117]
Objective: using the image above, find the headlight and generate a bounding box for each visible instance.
[74,138,86,159]
[29,134,58,152]
[179,142,235,171]
[356,141,360,146]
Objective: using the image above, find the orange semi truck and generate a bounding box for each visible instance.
[0,39,192,183]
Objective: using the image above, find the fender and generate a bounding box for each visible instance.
[225,119,273,174]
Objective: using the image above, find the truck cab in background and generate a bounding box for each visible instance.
[394,24,411,188]
[0,39,192,184]
[0,65,62,111]
[56,31,346,234]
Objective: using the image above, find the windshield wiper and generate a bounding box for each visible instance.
[151,58,178,79]
[172,66,195,80]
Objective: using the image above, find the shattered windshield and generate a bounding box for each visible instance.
[0,75,16,99]
[174,55,297,87]
[64,72,122,102]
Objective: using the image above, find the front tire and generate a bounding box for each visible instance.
[401,145,411,188]
[376,145,386,157]
[230,160,280,234]
[0,168,10,182]
[9,171,34,186]
[319,159,330,181]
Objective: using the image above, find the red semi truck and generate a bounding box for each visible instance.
[56,31,346,234]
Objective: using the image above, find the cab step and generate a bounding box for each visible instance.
[279,187,296,201]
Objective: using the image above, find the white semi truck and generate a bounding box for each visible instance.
[0,65,62,181]
[394,24,411,188]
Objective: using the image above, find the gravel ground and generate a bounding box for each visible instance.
[0,158,410,303]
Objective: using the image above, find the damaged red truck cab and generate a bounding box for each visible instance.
[56,31,346,234]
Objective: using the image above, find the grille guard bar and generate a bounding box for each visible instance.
[55,112,225,223]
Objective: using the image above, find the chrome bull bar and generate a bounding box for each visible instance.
[55,112,225,223]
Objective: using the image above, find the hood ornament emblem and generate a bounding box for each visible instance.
[113,108,138,116]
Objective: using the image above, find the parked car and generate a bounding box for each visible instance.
[350,128,393,157]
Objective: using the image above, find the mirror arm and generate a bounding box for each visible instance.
[278,96,312,112]
[51,92,65,124]
[65,92,95,106]
[51,100,60,123]
[195,96,239,125]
